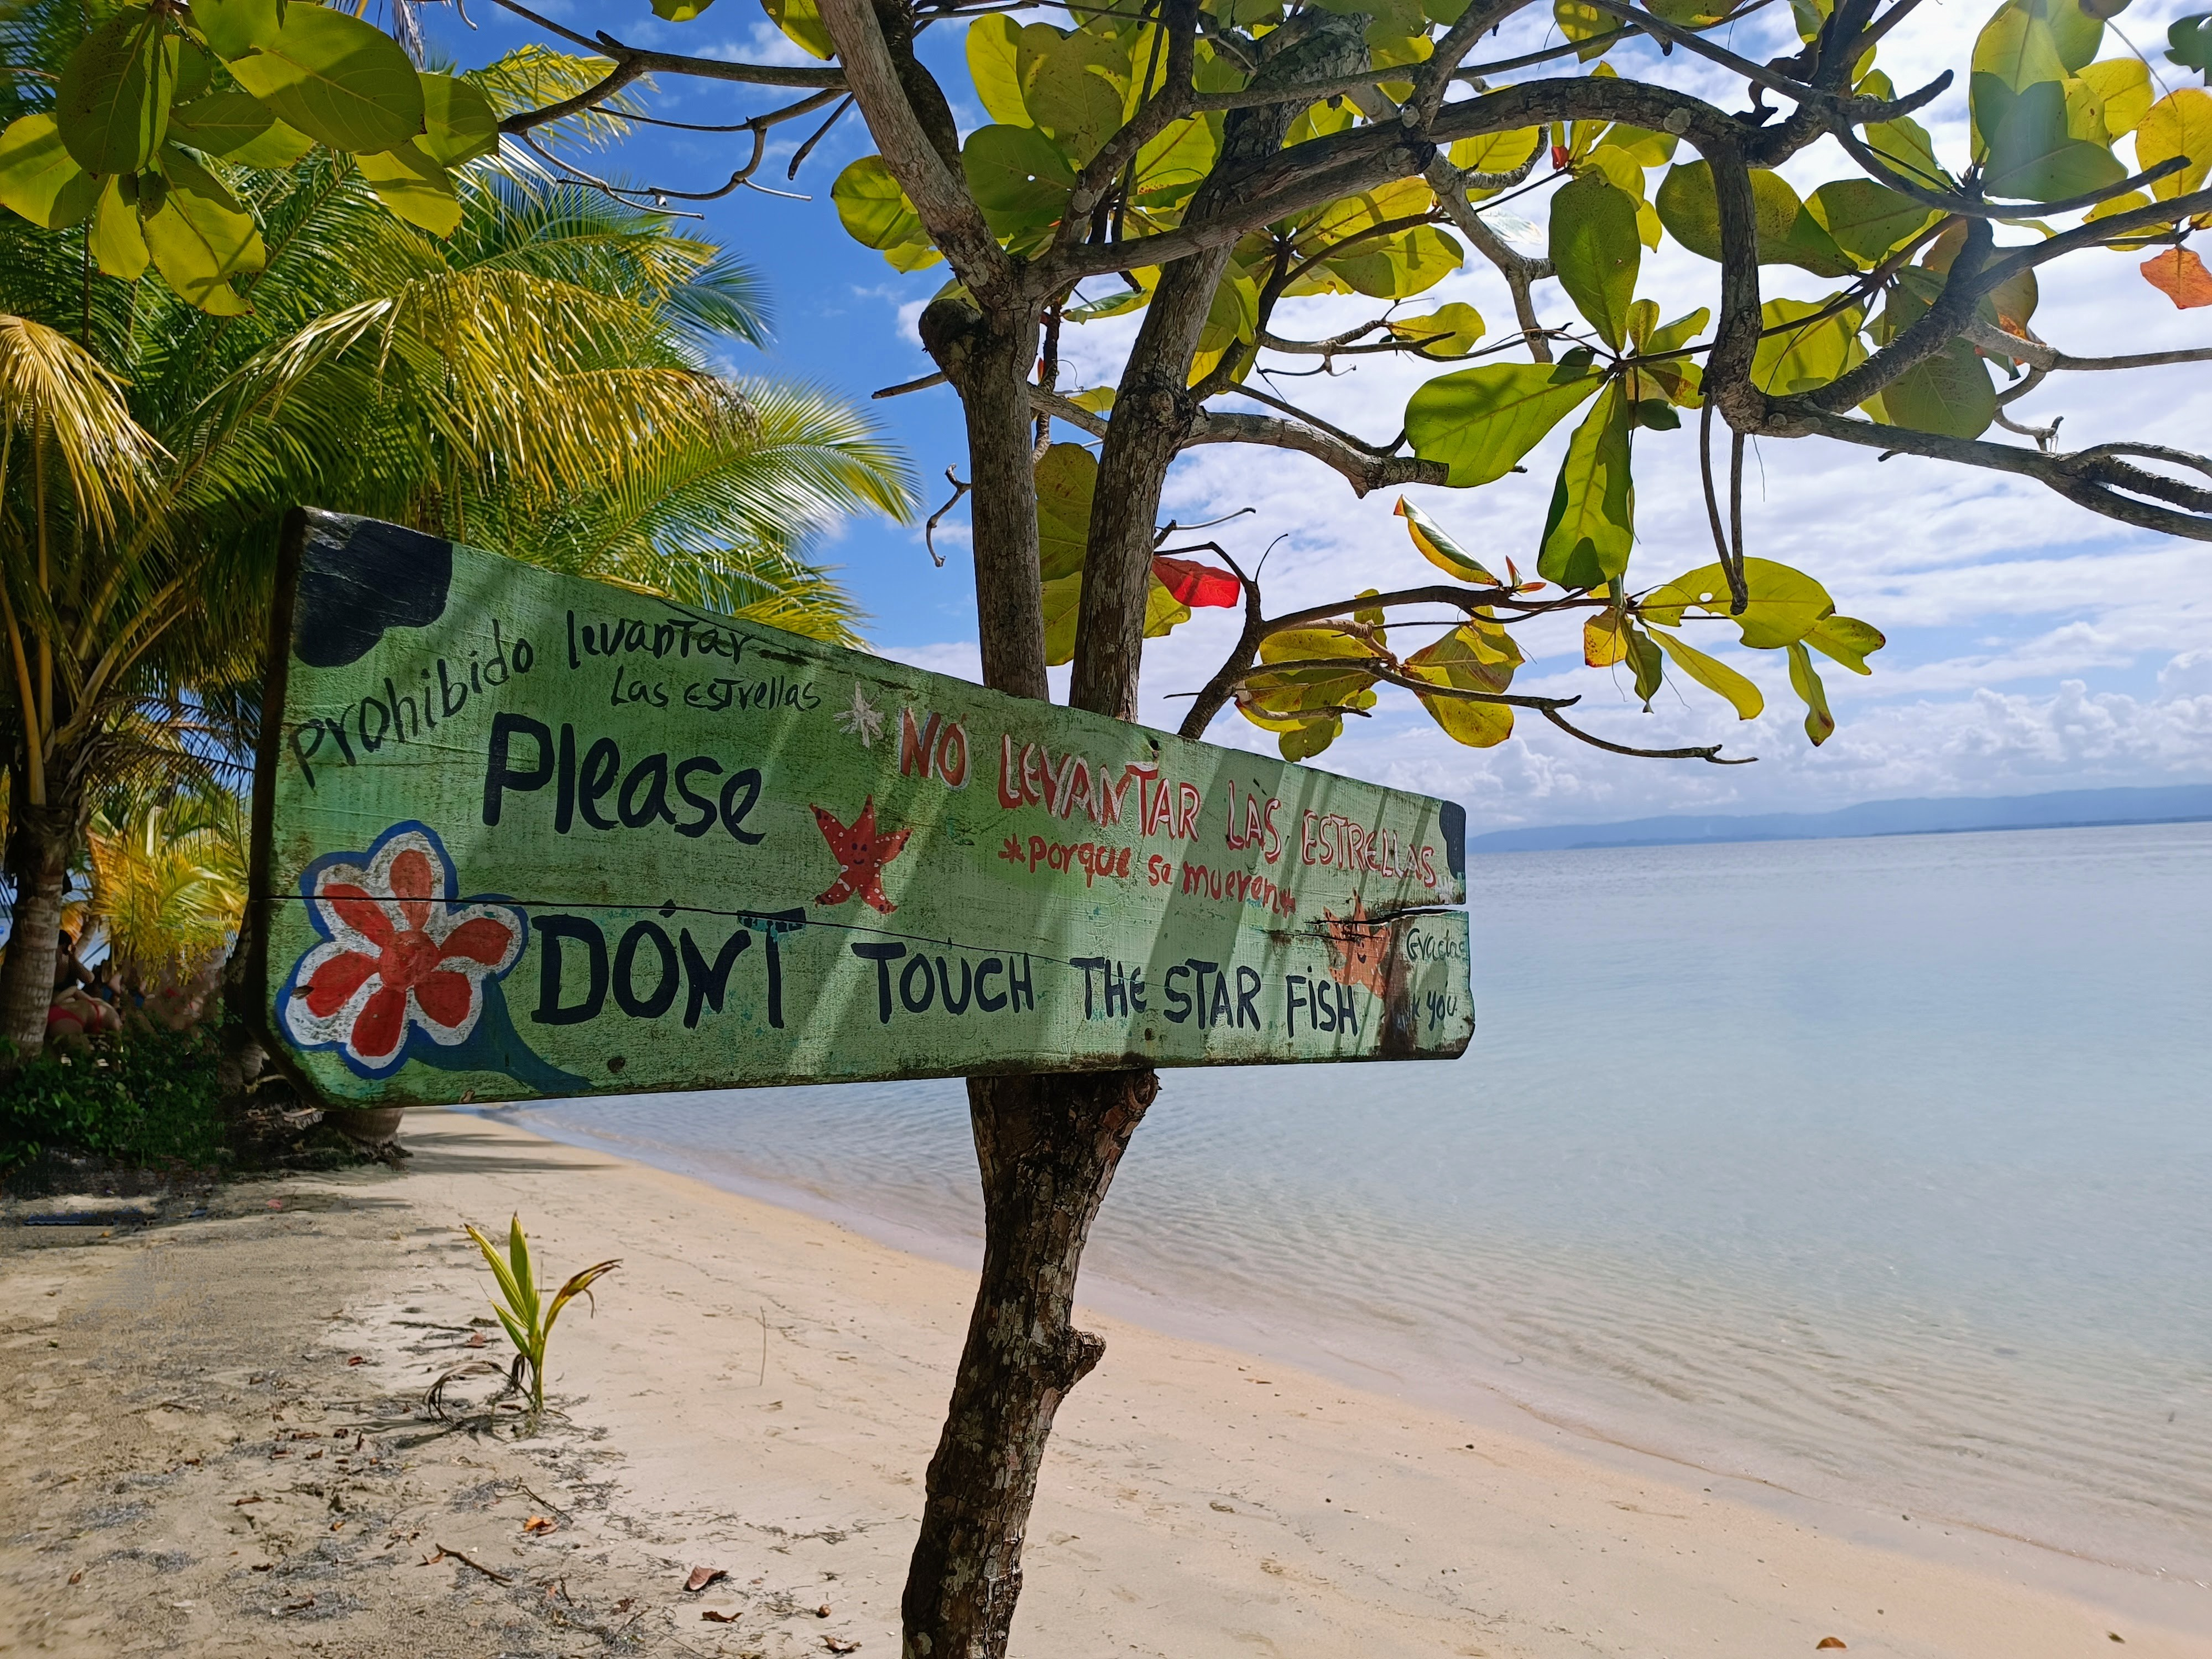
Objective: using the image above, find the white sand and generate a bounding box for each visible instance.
[2,1107,2204,1657]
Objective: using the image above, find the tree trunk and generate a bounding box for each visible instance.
[0,783,75,1062]
[902,1066,1158,1658]
[1069,11,1373,721]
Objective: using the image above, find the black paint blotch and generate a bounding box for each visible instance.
[293,516,454,668]
[1438,800,1466,882]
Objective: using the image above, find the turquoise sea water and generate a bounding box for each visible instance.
[494,821,2212,1582]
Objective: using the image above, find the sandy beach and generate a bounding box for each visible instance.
[2,1108,2205,1657]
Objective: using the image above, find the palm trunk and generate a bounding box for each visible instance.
[902,1067,1158,1657]
[1,781,74,1062]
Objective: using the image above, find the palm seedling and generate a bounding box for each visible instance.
[463,1214,618,1414]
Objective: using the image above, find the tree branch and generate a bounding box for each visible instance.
[488,0,846,92]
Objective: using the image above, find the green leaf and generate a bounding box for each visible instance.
[1642,557,1835,649]
[1806,177,1940,263]
[167,90,275,156]
[1804,613,1885,673]
[1325,225,1463,301]
[509,1215,541,1330]
[161,142,244,214]
[968,16,1031,125]
[1880,338,1996,438]
[763,0,836,62]
[1654,162,1855,277]
[1598,122,1678,168]
[225,2,426,155]
[1643,306,1710,356]
[1448,127,1541,192]
[1034,441,1095,582]
[1387,301,1485,358]
[140,183,264,312]
[1406,361,1605,487]
[831,155,942,271]
[192,0,282,60]
[1021,25,1126,164]
[1786,641,1835,744]
[1866,111,1945,191]
[1623,620,1664,707]
[1395,496,1500,584]
[228,116,317,169]
[1276,717,1342,761]
[56,9,177,176]
[1537,380,1635,589]
[1750,296,1867,395]
[963,124,1075,235]
[2138,89,2212,201]
[1977,77,2127,199]
[354,143,463,236]
[0,116,100,230]
[88,175,149,279]
[1649,627,1764,717]
[1041,569,1084,665]
[418,73,501,168]
[1550,172,1641,349]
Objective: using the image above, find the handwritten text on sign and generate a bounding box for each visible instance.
[249,511,1475,1105]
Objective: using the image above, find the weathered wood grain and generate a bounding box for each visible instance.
[250,510,1475,1105]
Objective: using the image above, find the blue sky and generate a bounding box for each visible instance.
[423,1,2212,831]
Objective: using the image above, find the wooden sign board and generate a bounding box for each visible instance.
[248,510,1475,1105]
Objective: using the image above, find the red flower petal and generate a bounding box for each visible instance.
[1152,555,1241,608]
[351,986,407,1062]
[389,847,437,931]
[440,916,514,967]
[304,950,378,1018]
[413,971,475,1029]
[323,882,395,946]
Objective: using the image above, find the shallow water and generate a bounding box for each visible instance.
[496,821,2212,1580]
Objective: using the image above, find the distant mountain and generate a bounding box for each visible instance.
[1467,784,2212,855]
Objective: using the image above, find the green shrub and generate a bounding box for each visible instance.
[0,1023,225,1173]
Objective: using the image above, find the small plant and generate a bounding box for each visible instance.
[463,1215,619,1414]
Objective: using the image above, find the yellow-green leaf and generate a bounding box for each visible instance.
[1387,301,1485,358]
[764,0,835,60]
[1395,496,1499,584]
[654,0,719,17]
[354,142,463,236]
[140,185,263,312]
[193,0,282,60]
[1041,569,1084,665]
[968,16,1031,125]
[1806,177,1940,263]
[167,89,275,156]
[225,2,425,155]
[0,115,100,230]
[831,154,942,271]
[1804,613,1885,673]
[1406,360,1605,487]
[1537,380,1635,589]
[418,73,501,168]
[1584,609,1628,666]
[2138,89,2212,202]
[1880,338,1996,438]
[1406,623,1518,747]
[2073,58,2152,141]
[1034,441,1094,582]
[56,10,177,176]
[88,175,150,280]
[1786,640,1835,744]
[1642,557,1835,649]
[1550,171,1641,349]
[1649,626,1764,717]
[1750,296,1867,395]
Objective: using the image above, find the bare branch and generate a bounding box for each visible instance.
[1540,706,1754,763]
[1960,318,2212,375]
[1835,126,2186,218]
[1186,410,1449,494]
[489,0,844,92]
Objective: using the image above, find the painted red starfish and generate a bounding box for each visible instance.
[812,796,912,915]
[1321,894,1392,999]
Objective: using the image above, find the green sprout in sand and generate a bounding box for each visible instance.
[464,1215,619,1414]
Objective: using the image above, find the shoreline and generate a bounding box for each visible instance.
[478,1104,2212,1634]
[5,1107,2207,1657]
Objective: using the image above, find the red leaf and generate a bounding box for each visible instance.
[684,1566,728,1593]
[1150,556,1241,608]
[2141,248,2212,309]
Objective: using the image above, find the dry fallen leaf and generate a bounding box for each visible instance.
[684,1566,728,1593]
[345,1355,365,1366]
[2141,248,2212,309]
[1209,1501,1234,1513]
[467,1331,487,1349]
[67,1571,83,1585]
[702,1609,740,1623]
[522,1516,557,1536]
[825,1640,861,1654]
[1816,1641,1847,1651]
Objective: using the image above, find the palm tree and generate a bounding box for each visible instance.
[0,52,913,1058]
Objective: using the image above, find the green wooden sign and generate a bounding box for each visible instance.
[247,510,1475,1105]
